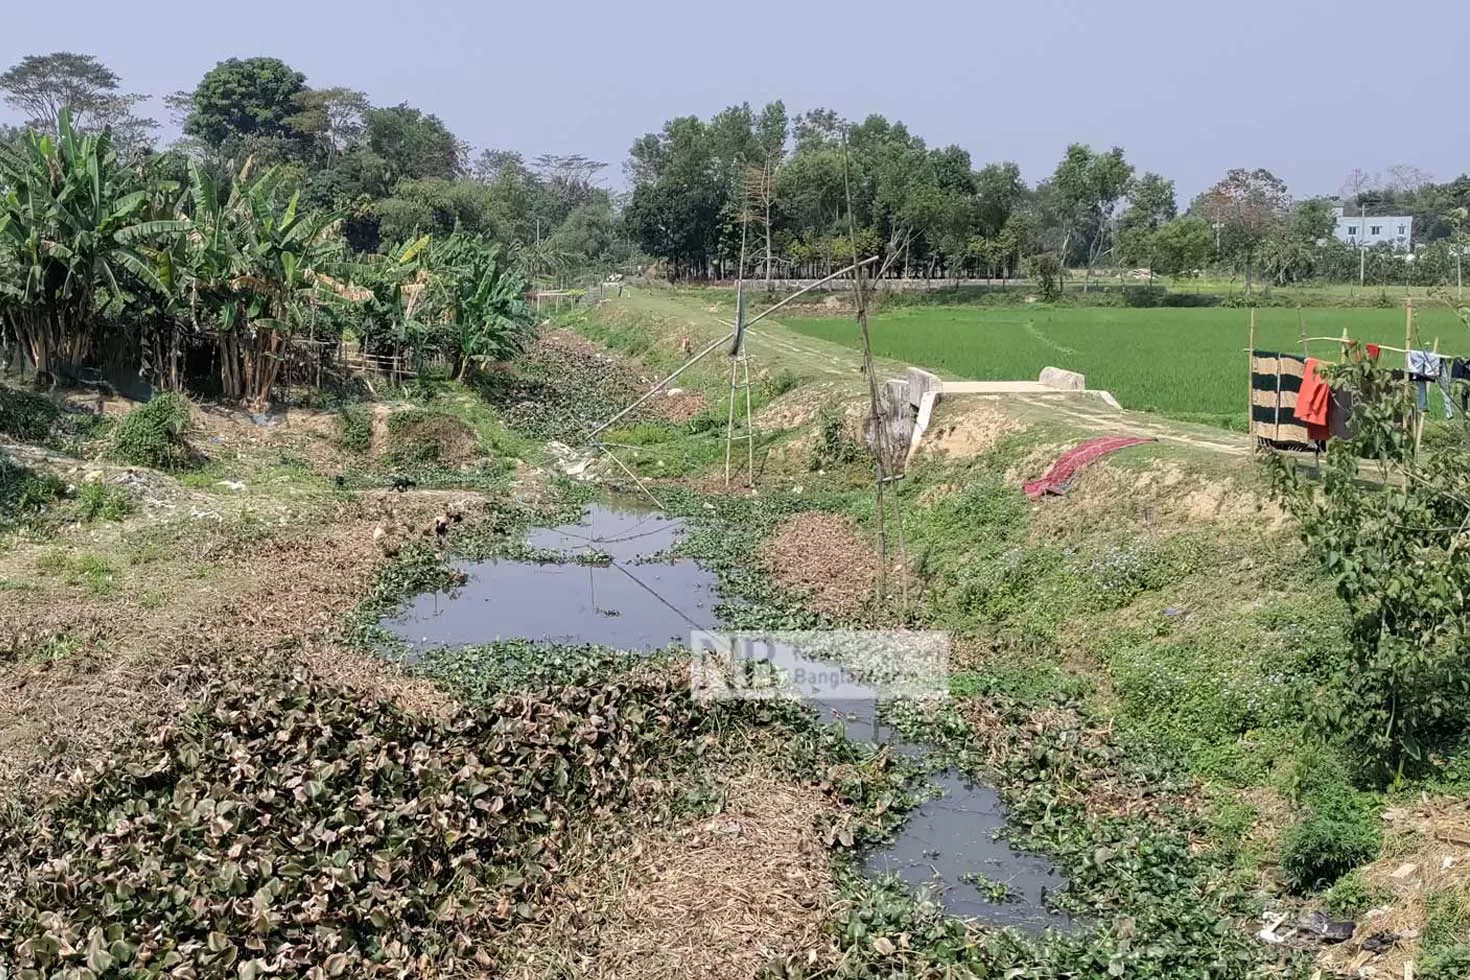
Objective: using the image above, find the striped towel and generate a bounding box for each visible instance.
[1251,351,1312,446]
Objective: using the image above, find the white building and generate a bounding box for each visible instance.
[1332,206,1412,250]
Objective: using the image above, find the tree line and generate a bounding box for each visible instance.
[0,52,634,282]
[5,49,1470,404]
[624,104,1470,289]
[0,52,641,403]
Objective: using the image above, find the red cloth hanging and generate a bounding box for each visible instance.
[1295,357,1332,441]
[1022,436,1155,500]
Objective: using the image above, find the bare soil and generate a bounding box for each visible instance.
[1318,799,1470,978]
[917,398,1023,459]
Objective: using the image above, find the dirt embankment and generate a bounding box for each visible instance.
[0,473,465,800]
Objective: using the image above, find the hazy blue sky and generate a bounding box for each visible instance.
[4,0,1465,200]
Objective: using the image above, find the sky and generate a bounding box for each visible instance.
[3,0,1466,202]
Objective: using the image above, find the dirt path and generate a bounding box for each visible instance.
[612,289,913,384]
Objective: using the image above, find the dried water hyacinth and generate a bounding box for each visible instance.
[0,664,718,977]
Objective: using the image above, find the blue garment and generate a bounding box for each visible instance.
[1408,349,1441,414]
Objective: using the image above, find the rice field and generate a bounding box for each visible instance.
[782,306,1470,427]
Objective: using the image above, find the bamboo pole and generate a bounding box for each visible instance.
[723,354,739,487]
[592,441,668,511]
[743,352,755,486]
[588,331,734,438]
[1247,309,1256,444]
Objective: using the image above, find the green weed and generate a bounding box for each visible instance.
[808,405,861,472]
[335,404,372,453]
[1324,869,1394,918]
[74,481,136,523]
[1424,889,1470,955]
[109,393,195,470]
[0,458,65,529]
[38,551,118,595]
[1279,785,1382,892]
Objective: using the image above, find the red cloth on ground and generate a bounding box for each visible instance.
[1294,357,1332,442]
[1022,436,1155,500]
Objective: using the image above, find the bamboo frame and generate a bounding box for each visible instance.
[1247,309,1255,446]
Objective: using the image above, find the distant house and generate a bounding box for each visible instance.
[1332,205,1412,250]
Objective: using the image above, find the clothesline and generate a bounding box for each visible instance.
[1300,337,1413,353]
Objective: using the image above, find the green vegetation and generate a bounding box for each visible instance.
[1279,785,1382,891]
[381,408,477,467]
[0,457,65,530]
[1323,868,1394,917]
[785,304,1470,423]
[623,101,1468,290]
[810,405,863,471]
[335,404,372,452]
[1271,356,1470,781]
[0,386,61,443]
[0,663,906,976]
[0,106,537,409]
[74,480,136,523]
[36,550,117,594]
[108,393,194,470]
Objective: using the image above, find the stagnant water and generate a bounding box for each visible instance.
[383,502,1071,932]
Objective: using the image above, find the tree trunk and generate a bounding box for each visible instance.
[219,331,243,401]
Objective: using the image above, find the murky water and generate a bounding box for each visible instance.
[744,639,1071,931]
[383,501,1071,931]
[383,503,719,650]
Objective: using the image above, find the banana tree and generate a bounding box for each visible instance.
[0,110,168,384]
[230,175,346,405]
[355,234,435,380]
[140,160,346,405]
[431,235,532,379]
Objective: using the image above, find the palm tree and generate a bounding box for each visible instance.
[0,110,167,384]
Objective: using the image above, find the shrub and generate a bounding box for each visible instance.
[762,368,800,400]
[109,393,194,470]
[74,481,137,523]
[1270,357,1470,781]
[336,404,372,453]
[1279,785,1381,892]
[1122,285,1166,307]
[1025,253,1063,302]
[0,458,65,527]
[809,406,862,471]
[0,386,60,442]
[1324,869,1393,918]
[382,409,477,468]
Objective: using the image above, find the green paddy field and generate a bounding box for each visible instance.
[783,306,1470,428]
